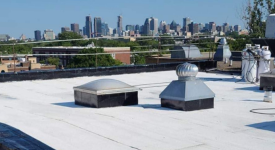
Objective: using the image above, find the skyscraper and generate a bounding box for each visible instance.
[223,23,229,33]
[83,27,86,36]
[34,30,41,41]
[101,22,109,36]
[86,16,92,38]
[117,16,123,36]
[43,29,55,41]
[150,17,158,35]
[126,25,135,31]
[234,25,241,32]
[170,20,177,31]
[61,27,70,33]
[135,25,140,31]
[159,21,166,30]
[183,17,191,32]
[71,23,79,33]
[94,17,102,37]
[143,18,151,35]
[209,22,216,32]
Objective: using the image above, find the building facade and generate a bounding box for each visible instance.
[43,30,55,40]
[94,17,102,37]
[183,17,191,32]
[61,27,70,33]
[71,23,79,33]
[117,16,123,36]
[234,25,241,32]
[86,16,92,38]
[150,17,158,35]
[34,30,41,41]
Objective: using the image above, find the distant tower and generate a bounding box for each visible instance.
[71,23,80,33]
[183,17,191,32]
[209,22,216,32]
[159,21,166,30]
[34,30,41,41]
[117,16,123,36]
[144,18,151,35]
[61,27,70,33]
[150,17,158,35]
[94,17,102,37]
[86,16,92,38]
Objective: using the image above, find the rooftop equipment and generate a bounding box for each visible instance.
[171,45,201,59]
[73,79,139,108]
[265,14,275,38]
[159,63,215,111]
[241,46,258,83]
[214,38,232,62]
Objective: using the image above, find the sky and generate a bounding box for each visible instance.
[0,0,246,38]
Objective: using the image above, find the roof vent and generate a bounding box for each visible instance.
[74,79,139,108]
[214,38,232,61]
[159,63,215,111]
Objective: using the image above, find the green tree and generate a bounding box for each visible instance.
[58,32,83,40]
[67,48,122,68]
[40,57,60,68]
[242,0,275,37]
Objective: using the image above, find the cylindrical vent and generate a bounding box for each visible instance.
[176,63,198,80]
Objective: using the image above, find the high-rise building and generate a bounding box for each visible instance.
[126,25,135,31]
[223,23,229,33]
[183,17,191,32]
[34,30,41,41]
[176,25,182,32]
[71,23,79,33]
[189,22,194,34]
[101,22,109,36]
[108,27,113,35]
[150,17,158,35]
[0,34,10,41]
[193,23,199,34]
[94,17,102,37]
[143,18,151,35]
[234,25,241,32]
[198,23,204,31]
[43,29,55,40]
[204,23,209,31]
[61,27,70,33]
[216,26,222,32]
[209,22,216,32]
[135,25,140,31]
[170,20,177,31]
[117,16,123,36]
[159,21,166,30]
[79,29,83,36]
[85,16,92,38]
[163,24,170,33]
[83,27,86,36]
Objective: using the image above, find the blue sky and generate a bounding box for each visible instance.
[0,0,245,38]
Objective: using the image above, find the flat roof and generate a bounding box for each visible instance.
[0,71,274,149]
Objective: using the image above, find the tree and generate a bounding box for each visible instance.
[241,0,275,37]
[58,32,82,40]
[40,57,60,68]
[67,48,122,68]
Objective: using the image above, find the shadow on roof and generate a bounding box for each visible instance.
[242,99,264,103]
[235,86,263,93]
[0,123,54,150]
[199,77,237,82]
[52,102,85,108]
[129,104,179,111]
[247,121,275,132]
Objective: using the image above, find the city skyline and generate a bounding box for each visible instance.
[0,0,245,38]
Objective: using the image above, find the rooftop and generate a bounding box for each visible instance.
[0,71,275,150]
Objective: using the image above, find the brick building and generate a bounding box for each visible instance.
[32,47,131,66]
